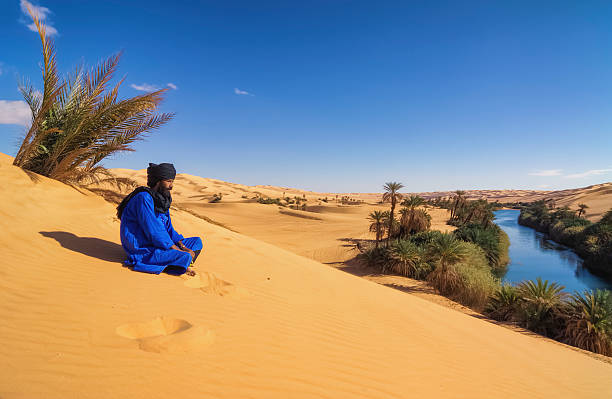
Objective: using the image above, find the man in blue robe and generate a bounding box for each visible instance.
[117,163,202,275]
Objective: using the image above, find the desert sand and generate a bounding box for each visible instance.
[1,153,611,399]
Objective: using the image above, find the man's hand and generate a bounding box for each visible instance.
[184,248,196,260]
[177,241,196,261]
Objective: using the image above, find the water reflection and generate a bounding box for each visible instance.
[494,210,611,293]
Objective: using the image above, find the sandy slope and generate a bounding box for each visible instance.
[1,155,611,398]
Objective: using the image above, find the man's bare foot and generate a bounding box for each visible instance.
[185,269,196,277]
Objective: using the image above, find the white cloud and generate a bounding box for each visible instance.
[167,83,178,90]
[537,184,551,189]
[0,100,32,125]
[234,88,253,96]
[26,22,58,35]
[130,83,160,92]
[564,169,612,179]
[20,0,58,36]
[528,169,563,177]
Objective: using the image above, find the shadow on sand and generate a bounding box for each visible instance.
[39,231,189,275]
[39,231,126,263]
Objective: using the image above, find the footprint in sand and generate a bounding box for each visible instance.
[116,316,215,353]
[184,271,250,299]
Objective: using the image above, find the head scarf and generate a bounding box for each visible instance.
[147,162,176,188]
[116,162,176,219]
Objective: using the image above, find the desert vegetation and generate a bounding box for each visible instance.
[359,183,612,356]
[486,280,612,356]
[519,201,612,278]
[13,10,172,186]
[430,192,510,272]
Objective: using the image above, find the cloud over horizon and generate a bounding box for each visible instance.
[20,0,58,36]
[0,100,32,126]
[564,169,612,179]
[528,169,563,177]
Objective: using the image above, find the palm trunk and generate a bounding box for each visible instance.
[388,201,396,244]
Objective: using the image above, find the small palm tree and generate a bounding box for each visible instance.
[399,207,431,237]
[577,203,589,218]
[427,233,468,295]
[382,182,404,242]
[390,240,420,277]
[14,8,173,184]
[516,278,567,336]
[485,284,520,321]
[563,289,612,356]
[368,211,386,248]
[381,210,399,239]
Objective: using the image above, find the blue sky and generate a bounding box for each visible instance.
[1,0,611,192]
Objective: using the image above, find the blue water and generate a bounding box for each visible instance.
[494,209,612,293]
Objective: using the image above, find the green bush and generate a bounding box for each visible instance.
[453,243,500,310]
[258,197,283,206]
[454,223,509,270]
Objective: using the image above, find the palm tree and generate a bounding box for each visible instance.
[427,233,468,295]
[450,190,466,221]
[382,182,404,242]
[577,203,589,218]
[563,289,612,356]
[368,211,386,248]
[13,8,173,184]
[399,195,428,237]
[399,207,431,237]
[390,240,421,277]
[516,278,567,336]
[485,284,520,321]
[401,195,425,210]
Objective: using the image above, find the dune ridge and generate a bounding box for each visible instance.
[1,154,611,398]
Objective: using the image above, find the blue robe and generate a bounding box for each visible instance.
[119,191,203,274]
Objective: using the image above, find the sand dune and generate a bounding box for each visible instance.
[108,167,612,221]
[1,154,611,398]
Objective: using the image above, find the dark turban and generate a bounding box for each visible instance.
[147,162,176,188]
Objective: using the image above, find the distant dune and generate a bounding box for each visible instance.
[415,184,612,221]
[108,167,611,222]
[1,153,611,398]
